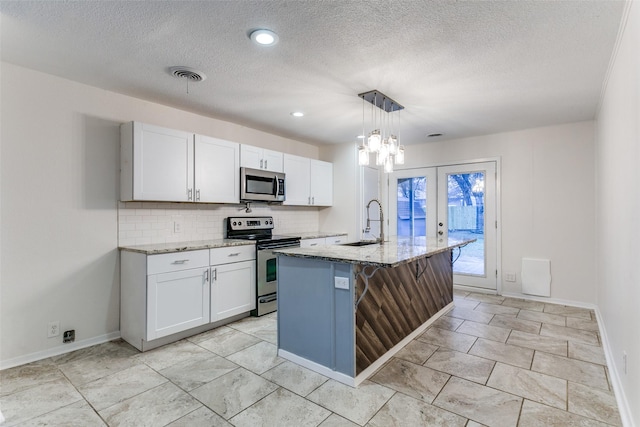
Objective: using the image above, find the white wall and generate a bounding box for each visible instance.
[0,62,321,366]
[372,121,597,303]
[595,1,639,425]
[318,142,360,241]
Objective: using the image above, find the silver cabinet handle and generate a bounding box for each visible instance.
[172,259,189,264]
[312,196,315,205]
[265,159,268,169]
[310,243,318,247]
[204,269,209,283]
[308,196,311,205]
[188,188,193,201]
[260,159,264,169]
[196,189,200,201]
[212,268,217,281]
[228,252,240,257]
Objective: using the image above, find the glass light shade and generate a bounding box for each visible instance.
[395,145,405,165]
[377,143,389,165]
[368,130,381,152]
[358,145,370,166]
[387,135,397,155]
[384,156,394,173]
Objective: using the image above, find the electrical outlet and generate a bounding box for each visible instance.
[174,221,183,233]
[48,321,60,338]
[623,351,627,374]
[505,272,516,282]
[334,277,349,290]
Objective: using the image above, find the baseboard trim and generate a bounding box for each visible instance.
[0,331,121,370]
[499,291,598,310]
[594,307,634,427]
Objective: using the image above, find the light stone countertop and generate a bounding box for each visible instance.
[119,239,254,255]
[274,236,476,268]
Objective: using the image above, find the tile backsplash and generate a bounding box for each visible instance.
[118,202,320,247]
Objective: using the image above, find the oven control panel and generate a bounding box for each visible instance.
[227,216,274,231]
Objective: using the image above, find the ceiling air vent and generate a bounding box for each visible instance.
[168,66,207,82]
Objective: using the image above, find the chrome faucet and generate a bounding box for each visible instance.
[365,198,385,244]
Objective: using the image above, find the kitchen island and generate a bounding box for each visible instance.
[274,236,474,386]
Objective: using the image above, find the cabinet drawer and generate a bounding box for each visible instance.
[326,235,347,245]
[210,244,255,265]
[147,250,209,275]
[300,237,325,248]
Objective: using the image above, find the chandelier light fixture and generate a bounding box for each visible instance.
[357,90,405,173]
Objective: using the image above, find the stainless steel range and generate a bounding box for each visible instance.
[226,216,300,316]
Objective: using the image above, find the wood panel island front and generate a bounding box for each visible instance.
[274,236,474,387]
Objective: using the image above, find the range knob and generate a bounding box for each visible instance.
[232,221,237,226]
[238,221,242,226]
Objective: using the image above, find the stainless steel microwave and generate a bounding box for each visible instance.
[240,167,286,203]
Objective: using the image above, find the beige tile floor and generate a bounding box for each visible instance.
[0,291,623,426]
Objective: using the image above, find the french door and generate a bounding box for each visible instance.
[389,161,497,290]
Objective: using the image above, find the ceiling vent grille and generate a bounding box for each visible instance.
[168,66,207,82]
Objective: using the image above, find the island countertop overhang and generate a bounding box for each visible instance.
[274,236,475,268]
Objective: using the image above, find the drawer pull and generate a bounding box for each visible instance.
[228,253,240,257]
[310,243,318,247]
[172,259,190,264]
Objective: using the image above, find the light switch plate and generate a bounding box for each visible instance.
[334,277,349,290]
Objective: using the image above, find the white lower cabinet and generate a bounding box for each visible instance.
[211,260,256,321]
[121,244,255,351]
[147,266,210,340]
[300,235,348,248]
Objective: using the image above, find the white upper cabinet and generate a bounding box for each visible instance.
[121,122,239,203]
[121,122,194,202]
[310,159,333,206]
[194,135,240,203]
[240,144,283,172]
[282,154,311,205]
[283,154,333,206]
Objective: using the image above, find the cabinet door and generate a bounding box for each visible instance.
[283,154,311,205]
[147,267,210,340]
[310,159,333,206]
[195,135,239,203]
[240,145,264,170]
[133,123,194,201]
[211,260,256,321]
[262,149,284,173]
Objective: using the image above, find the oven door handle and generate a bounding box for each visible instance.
[259,295,277,304]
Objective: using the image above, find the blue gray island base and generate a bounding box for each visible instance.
[276,248,455,387]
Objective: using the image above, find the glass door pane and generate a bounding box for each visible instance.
[388,168,437,240]
[446,172,486,276]
[437,162,497,290]
[397,177,427,237]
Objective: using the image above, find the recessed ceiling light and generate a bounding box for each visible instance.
[291,112,304,117]
[250,29,279,46]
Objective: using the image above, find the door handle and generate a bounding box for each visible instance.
[212,268,217,281]
[204,269,209,284]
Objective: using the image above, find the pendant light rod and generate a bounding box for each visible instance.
[358,90,404,112]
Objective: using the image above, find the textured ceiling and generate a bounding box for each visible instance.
[0,1,625,146]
